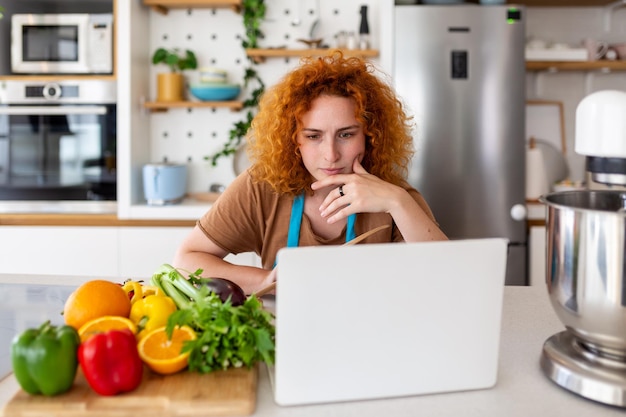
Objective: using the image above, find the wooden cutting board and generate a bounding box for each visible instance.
[2,366,257,417]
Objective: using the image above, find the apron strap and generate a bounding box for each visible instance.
[346,212,357,242]
[287,193,305,248]
[288,193,357,246]
[275,193,358,266]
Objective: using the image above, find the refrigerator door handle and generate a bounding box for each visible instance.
[510,204,527,221]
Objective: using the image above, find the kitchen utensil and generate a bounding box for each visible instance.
[4,367,257,416]
[255,224,390,297]
[143,163,187,206]
[530,138,569,189]
[189,83,240,101]
[358,5,370,49]
[539,190,626,407]
[525,137,549,200]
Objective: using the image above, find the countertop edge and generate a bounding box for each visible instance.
[0,213,197,227]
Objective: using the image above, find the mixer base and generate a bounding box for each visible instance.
[541,331,626,408]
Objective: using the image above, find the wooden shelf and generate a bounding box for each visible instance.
[143,100,243,112]
[143,0,241,15]
[246,48,380,63]
[525,60,626,71]
[0,74,116,82]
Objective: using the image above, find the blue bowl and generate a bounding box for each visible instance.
[190,83,241,101]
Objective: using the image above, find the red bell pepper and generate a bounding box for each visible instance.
[78,328,143,396]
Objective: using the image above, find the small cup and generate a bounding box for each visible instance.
[583,38,609,61]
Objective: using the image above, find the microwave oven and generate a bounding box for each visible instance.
[11,13,113,75]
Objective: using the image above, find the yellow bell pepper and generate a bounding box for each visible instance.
[122,281,177,340]
[130,294,177,340]
[122,280,164,304]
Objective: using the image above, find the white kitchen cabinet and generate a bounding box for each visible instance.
[118,226,261,278]
[0,226,260,279]
[529,225,546,287]
[118,227,190,278]
[0,226,119,277]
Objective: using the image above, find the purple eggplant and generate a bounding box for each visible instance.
[195,277,246,306]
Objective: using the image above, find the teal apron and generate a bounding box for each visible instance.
[287,193,356,248]
[274,193,357,267]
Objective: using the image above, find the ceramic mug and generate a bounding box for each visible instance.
[583,38,609,61]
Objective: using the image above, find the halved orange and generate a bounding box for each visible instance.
[78,315,137,342]
[137,325,196,375]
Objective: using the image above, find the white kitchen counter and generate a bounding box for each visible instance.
[1,275,620,416]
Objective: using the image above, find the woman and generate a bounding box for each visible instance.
[173,52,447,295]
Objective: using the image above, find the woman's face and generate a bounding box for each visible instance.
[297,95,366,182]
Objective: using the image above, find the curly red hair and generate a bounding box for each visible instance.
[247,51,414,195]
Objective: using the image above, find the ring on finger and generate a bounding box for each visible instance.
[338,185,345,197]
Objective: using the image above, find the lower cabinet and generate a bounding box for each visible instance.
[0,226,260,279]
[1,226,120,277]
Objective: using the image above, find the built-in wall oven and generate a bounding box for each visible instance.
[0,79,116,200]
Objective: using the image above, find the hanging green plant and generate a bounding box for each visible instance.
[205,0,266,166]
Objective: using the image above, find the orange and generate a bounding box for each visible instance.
[63,280,132,330]
[78,315,137,343]
[137,325,196,375]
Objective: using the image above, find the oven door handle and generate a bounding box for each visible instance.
[0,106,107,115]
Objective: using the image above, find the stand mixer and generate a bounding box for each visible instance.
[539,90,626,407]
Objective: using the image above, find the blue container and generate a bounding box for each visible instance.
[190,83,241,101]
[143,163,188,205]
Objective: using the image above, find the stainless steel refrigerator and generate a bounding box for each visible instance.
[393,5,527,285]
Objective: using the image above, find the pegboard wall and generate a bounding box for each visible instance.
[147,0,380,193]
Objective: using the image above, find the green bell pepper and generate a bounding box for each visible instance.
[11,320,80,396]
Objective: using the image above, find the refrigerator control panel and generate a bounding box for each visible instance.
[451,51,467,79]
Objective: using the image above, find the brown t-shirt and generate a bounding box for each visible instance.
[197,171,437,269]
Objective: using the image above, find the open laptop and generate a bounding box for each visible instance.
[271,238,509,406]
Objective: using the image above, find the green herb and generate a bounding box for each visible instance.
[166,287,275,373]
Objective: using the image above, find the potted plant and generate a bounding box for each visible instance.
[152,48,198,102]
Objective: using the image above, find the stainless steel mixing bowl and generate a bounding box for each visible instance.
[540,190,626,357]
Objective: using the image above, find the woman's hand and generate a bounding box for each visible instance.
[312,158,403,224]
[311,158,448,242]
